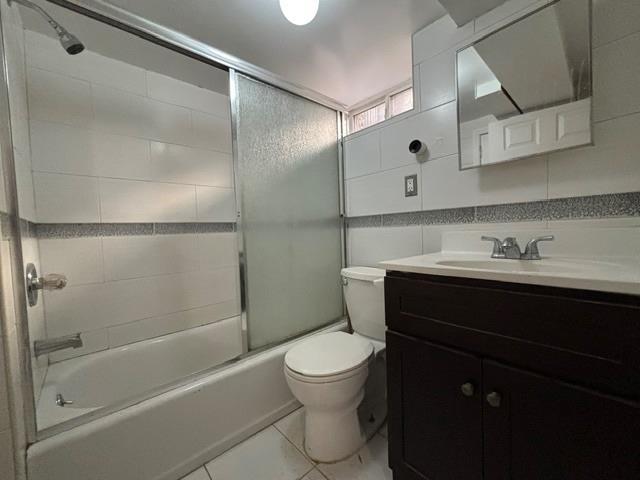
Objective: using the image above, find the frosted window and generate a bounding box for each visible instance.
[235,74,343,350]
[350,103,386,133]
[389,88,414,117]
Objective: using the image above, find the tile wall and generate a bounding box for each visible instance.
[18,31,242,362]
[344,0,640,267]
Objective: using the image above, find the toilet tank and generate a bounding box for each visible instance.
[341,267,386,341]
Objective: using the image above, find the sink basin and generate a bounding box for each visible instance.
[435,259,590,274]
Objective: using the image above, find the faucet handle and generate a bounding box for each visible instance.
[39,273,68,290]
[481,236,505,258]
[523,235,555,260]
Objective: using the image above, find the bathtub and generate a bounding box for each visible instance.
[37,317,244,430]
[28,319,347,480]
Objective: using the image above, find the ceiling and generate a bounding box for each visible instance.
[97,0,447,108]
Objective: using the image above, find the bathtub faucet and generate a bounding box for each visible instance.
[34,333,83,357]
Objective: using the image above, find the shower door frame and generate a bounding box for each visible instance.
[0,0,349,443]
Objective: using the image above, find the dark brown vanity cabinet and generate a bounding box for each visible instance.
[385,272,640,480]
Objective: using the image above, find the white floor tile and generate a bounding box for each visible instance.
[205,426,314,480]
[181,466,211,480]
[274,408,307,457]
[317,435,392,480]
[302,469,328,480]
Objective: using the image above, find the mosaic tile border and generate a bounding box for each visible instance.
[346,192,640,228]
[33,222,236,239]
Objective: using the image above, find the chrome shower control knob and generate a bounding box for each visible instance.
[26,263,67,307]
[461,382,475,397]
[39,273,68,290]
[486,391,502,408]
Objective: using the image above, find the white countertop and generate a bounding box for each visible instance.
[380,253,640,296]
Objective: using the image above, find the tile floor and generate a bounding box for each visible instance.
[180,407,392,480]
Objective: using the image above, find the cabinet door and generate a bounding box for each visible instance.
[387,332,482,480]
[483,360,640,479]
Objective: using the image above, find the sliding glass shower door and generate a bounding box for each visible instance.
[233,73,344,350]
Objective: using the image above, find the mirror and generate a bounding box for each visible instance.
[457,0,592,169]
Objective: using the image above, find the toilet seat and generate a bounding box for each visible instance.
[284,331,373,381]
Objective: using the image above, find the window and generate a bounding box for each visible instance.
[348,85,414,134]
[350,103,386,133]
[389,87,414,117]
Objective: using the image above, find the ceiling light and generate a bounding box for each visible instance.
[279,0,319,26]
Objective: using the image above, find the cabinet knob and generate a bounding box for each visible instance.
[486,391,502,408]
[460,382,475,397]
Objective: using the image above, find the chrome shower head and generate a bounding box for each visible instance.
[8,0,85,55]
[57,30,84,55]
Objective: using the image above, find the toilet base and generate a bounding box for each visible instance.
[303,389,365,463]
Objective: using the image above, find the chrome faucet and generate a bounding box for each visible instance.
[481,235,554,260]
[34,333,82,357]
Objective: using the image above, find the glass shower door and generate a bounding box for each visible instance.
[233,73,343,350]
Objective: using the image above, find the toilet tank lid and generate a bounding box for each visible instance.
[285,332,374,377]
[341,267,386,282]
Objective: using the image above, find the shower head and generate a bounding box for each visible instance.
[8,0,85,55]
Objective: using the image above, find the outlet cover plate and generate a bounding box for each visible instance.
[405,174,418,197]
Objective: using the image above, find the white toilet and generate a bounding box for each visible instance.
[284,266,386,463]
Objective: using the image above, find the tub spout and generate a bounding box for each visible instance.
[34,333,83,357]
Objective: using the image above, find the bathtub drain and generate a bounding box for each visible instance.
[55,393,73,407]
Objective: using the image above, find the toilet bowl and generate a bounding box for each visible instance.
[284,267,386,463]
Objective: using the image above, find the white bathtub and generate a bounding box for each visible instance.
[37,317,244,429]
[28,320,347,480]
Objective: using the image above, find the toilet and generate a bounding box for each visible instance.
[284,266,386,463]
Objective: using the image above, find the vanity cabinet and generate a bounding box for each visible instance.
[385,272,640,480]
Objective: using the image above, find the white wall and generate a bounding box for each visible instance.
[345,0,640,265]
[344,0,640,218]
[22,31,242,360]
[26,31,235,224]
[39,233,241,361]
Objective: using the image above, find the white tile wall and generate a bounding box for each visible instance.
[548,113,640,198]
[33,173,100,223]
[99,178,197,223]
[150,142,233,187]
[347,227,422,267]
[196,186,236,222]
[45,267,237,337]
[147,71,230,117]
[39,238,104,286]
[346,165,421,217]
[380,101,458,170]
[190,111,233,152]
[344,131,381,179]
[26,32,234,225]
[102,235,199,280]
[419,49,456,112]
[23,30,240,366]
[27,67,92,127]
[31,121,152,180]
[422,154,548,209]
[38,233,240,354]
[25,31,147,96]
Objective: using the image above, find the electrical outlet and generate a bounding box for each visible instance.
[405,174,418,197]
